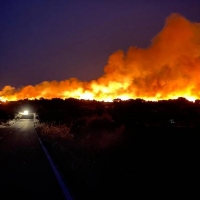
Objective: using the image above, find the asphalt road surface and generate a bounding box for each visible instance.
[0,118,69,200]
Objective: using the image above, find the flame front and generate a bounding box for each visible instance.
[1,13,200,102]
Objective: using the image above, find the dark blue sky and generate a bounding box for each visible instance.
[1,0,200,90]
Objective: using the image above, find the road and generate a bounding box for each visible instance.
[0,118,69,200]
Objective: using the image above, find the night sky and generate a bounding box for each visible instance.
[1,0,200,90]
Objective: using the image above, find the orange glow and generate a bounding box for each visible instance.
[1,13,200,102]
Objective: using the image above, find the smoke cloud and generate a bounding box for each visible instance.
[1,13,200,102]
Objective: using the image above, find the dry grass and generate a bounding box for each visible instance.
[36,113,126,152]
[36,123,71,139]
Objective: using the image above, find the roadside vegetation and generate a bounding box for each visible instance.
[0,102,16,126]
[36,113,125,151]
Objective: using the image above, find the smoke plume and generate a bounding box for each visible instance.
[1,13,200,102]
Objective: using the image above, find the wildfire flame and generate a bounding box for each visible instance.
[1,13,200,102]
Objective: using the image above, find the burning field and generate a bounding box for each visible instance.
[1,13,200,102]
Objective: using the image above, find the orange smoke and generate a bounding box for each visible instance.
[1,13,200,102]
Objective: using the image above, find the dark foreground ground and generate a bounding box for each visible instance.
[38,126,200,200]
[1,98,200,199]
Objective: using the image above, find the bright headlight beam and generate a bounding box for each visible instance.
[23,110,29,115]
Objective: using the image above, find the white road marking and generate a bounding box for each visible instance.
[37,135,73,200]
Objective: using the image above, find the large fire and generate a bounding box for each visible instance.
[1,13,200,102]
